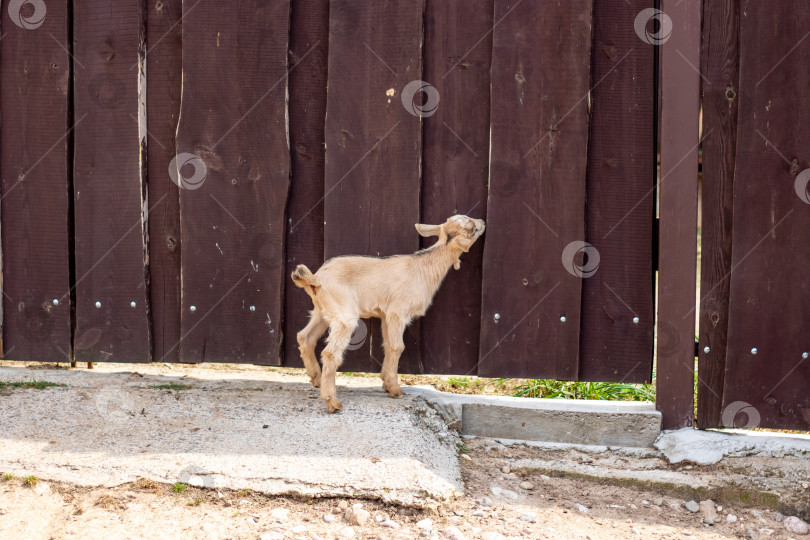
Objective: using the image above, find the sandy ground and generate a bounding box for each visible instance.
[1,440,804,540]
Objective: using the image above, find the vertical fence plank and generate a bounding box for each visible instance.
[579,1,655,383]
[478,0,593,379]
[721,1,810,430]
[419,0,493,376]
[72,1,151,363]
[656,0,701,429]
[0,0,72,361]
[146,0,183,363]
[696,0,739,428]
[176,1,291,364]
[284,0,330,368]
[323,0,425,373]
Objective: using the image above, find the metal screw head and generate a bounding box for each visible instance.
[560,316,567,323]
[632,317,640,324]
[494,313,500,321]
[703,346,710,354]
[751,347,758,355]
[95,301,101,309]
[803,352,809,359]
[190,305,197,312]
[130,301,137,308]
[52,299,59,306]
[249,305,256,312]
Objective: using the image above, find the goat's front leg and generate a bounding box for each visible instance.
[320,320,355,413]
[297,309,329,387]
[380,315,407,398]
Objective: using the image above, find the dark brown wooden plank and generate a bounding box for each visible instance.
[72,0,151,363]
[418,0,493,376]
[323,0,425,373]
[175,1,291,364]
[0,0,72,361]
[656,0,701,429]
[696,0,739,428]
[146,0,183,363]
[721,0,810,431]
[579,0,655,383]
[478,0,592,379]
[283,0,329,368]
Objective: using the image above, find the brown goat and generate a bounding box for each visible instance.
[291,215,486,413]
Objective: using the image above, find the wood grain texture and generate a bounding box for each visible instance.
[579,0,655,383]
[176,1,291,364]
[284,0,329,368]
[419,0,493,376]
[696,0,739,428]
[323,0,425,373]
[146,0,183,363]
[72,0,151,363]
[722,0,810,430]
[656,0,701,429]
[478,0,592,379]
[0,0,72,361]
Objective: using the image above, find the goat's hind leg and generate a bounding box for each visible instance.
[320,319,356,413]
[380,315,407,398]
[297,309,328,387]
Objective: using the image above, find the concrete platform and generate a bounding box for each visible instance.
[0,365,462,507]
[404,386,662,448]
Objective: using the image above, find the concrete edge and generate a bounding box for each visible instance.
[403,386,662,448]
[655,428,810,464]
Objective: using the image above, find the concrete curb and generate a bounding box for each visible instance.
[404,386,662,448]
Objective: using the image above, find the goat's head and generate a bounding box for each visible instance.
[415,215,486,269]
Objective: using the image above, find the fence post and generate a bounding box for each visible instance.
[656,0,702,429]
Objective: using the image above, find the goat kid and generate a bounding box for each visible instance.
[291,215,486,413]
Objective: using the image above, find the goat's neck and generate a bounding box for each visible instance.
[415,241,461,296]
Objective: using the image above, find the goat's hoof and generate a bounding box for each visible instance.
[386,387,404,398]
[310,376,321,388]
[326,399,343,413]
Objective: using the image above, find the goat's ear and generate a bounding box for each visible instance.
[415,223,441,237]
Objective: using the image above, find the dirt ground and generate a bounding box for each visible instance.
[1,438,804,540]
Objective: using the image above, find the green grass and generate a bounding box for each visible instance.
[22,475,38,487]
[456,441,470,452]
[2,473,15,482]
[151,384,193,391]
[172,482,188,494]
[187,497,203,506]
[0,380,65,390]
[513,379,654,401]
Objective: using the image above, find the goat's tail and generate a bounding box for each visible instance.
[291,264,319,289]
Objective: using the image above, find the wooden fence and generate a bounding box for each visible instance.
[5,1,806,431]
[0,0,656,384]
[697,0,810,431]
